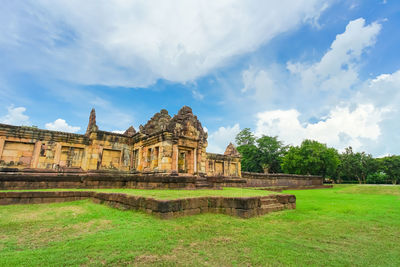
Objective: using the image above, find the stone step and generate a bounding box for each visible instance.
[195,183,211,188]
[260,199,278,205]
[260,196,277,200]
[260,203,285,211]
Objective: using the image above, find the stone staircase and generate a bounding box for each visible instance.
[195,176,213,189]
[258,195,285,215]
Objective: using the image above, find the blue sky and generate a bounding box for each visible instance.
[1,0,400,156]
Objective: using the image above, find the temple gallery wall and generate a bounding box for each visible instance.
[0,106,325,191]
[0,106,241,177]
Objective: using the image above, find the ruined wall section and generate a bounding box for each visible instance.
[0,123,89,170]
[86,130,132,171]
[206,152,241,177]
[167,106,208,174]
[0,107,242,177]
[131,109,174,173]
[131,132,174,172]
[0,123,133,171]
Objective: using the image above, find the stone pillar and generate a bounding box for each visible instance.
[198,148,207,174]
[130,150,134,170]
[172,144,178,172]
[138,147,142,171]
[158,146,163,170]
[119,150,124,169]
[141,148,147,170]
[81,147,89,170]
[0,138,5,161]
[97,146,104,170]
[193,148,197,173]
[31,141,42,168]
[223,160,229,176]
[54,143,62,167]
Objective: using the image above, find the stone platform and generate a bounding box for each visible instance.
[0,191,296,219]
[0,169,222,190]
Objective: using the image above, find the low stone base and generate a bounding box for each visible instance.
[0,191,296,219]
[0,169,222,190]
[252,184,333,192]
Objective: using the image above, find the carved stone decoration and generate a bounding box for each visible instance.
[167,106,208,142]
[124,126,136,137]
[224,143,240,157]
[85,108,98,135]
[162,146,173,158]
[122,148,130,166]
[141,109,171,135]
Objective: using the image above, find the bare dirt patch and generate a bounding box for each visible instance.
[11,206,87,222]
[14,219,113,249]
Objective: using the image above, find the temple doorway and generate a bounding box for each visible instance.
[178,151,187,173]
[178,148,194,174]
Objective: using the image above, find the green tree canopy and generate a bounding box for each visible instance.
[337,147,377,184]
[380,155,400,184]
[235,128,256,146]
[235,129,286,173]
[281,139,339,178]
[256,136,287,173]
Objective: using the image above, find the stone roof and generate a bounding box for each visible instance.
[123,126,136,137]
[167,106,207,142]
[140,109,171,135]
[224,143,240,157]
[85,108,98,135]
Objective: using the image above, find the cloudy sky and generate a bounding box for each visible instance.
[1,0,399,156]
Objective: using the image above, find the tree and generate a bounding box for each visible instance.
[381,155,400,184]
[237,144,263,173]
[337,147,377,184]
[235,128,256,146]
[366,172,388,184]
[281,139,339,178]
[256,136,287,173]
[235,129,286,173]
[236,128,261,172]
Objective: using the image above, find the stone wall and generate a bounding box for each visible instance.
[0,123,132,171]
[0,191,296,219]
[0,168,327,191]
[239,172,324,188]
[0,169,223,190]
[0,106,241,177]
[206,152,241,177]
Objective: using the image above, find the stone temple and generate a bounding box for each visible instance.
[0,106,241,177]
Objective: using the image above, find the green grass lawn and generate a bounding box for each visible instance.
[0,185,399,266]
[0,187,276,199]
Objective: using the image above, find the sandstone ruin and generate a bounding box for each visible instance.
[0,106,241,177]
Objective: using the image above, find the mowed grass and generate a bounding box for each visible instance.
[0,185,399,266]
[0,187,276,199]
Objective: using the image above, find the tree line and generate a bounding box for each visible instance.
[235,128,400,184]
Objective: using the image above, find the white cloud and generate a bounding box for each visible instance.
[45,119,80,133]
[287,18,381,93]
[364,69,400,108]
[0,1,329,87]
[207,123,240,153]
[255,104,387,151]
[241,66,276,95]
[351,69,400,155]
[112,130,125,134]
[234,19,382,116]
[0,106,30,126]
